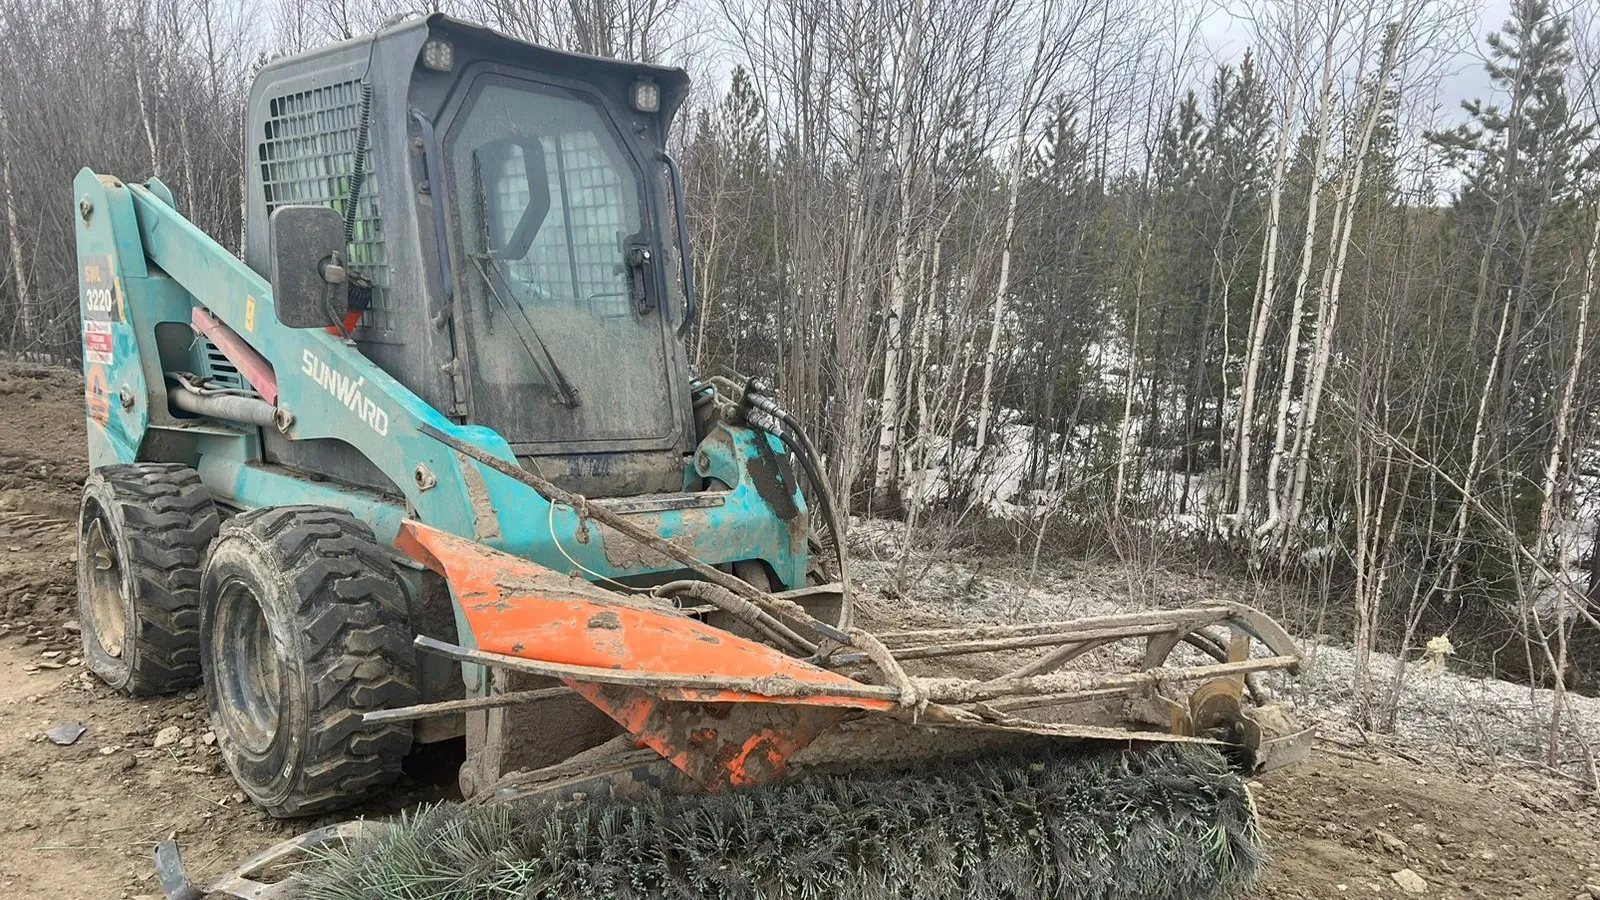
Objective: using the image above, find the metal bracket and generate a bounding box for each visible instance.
[156,822,375,900]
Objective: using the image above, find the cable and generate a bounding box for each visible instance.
[547,500,639,593]
[342,82,374,246]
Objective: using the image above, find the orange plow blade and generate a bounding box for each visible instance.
[395,519,1309,792]
[395,520,896,788]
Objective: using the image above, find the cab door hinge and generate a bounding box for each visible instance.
[441,357,470,418]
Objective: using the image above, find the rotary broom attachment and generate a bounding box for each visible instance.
[300,744,1261,900]
[154,519,1307,900]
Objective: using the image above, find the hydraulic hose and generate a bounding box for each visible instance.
[742,384,853,630]
[653,580,815,656]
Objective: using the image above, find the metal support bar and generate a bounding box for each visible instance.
[413,634,902,703]
[191,308,278,404]
[1001,638,1118,679]
[879,623,1179,662]
[979,686,1132,713]
[362,686,574,724]
[916,656,1299,705]
[874,607,1233,645]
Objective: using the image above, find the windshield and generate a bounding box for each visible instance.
[447,77,675,447]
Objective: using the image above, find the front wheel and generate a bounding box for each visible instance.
[200,506,417,818]
[78,463,218,695]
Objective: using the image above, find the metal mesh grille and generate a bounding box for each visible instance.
[496,131,631,318]
[196,339,253,395]
[259,81,394,335]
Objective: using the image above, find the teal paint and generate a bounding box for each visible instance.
[74,169,811,683]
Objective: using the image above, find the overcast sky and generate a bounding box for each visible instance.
[1196,0,1521,123]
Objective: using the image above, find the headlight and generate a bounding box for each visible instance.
[631,80,661,113]
[422,39,453,72]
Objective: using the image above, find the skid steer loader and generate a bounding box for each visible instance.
[71,14,1310,899]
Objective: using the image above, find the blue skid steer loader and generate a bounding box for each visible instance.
[70,14,1309,899]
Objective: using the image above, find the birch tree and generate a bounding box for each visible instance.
[1233,0,1311,519]
[1257,0,1344,539]
[975,0,1099,451]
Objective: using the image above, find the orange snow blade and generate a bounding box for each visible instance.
[394,520,897,788]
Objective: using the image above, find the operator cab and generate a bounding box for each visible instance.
[242,15,696,498]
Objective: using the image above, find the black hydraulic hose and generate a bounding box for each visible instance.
[416,421,850,648]
[744,391,852,630]
[654,580,815,655]
[775,416,849,585]
[169,389,277,428]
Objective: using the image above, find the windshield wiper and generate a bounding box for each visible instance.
[468,153,580,409]
[467,254,581,408]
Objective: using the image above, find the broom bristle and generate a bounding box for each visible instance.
[299,743,1263,900]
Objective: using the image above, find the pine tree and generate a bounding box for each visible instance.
[1428,0,1598,484]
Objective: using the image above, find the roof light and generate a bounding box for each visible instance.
[631,80,661,113]
[422,39,453,72]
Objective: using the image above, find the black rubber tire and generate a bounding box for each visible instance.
[200,505,417,818]
[78,463,219,695]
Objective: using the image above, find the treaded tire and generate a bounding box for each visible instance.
[200,505,417,818]
[78,463,219,695]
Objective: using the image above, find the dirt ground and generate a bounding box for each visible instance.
[1,360,1597,900]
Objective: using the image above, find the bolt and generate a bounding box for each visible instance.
[118,388,134,410]
[414,464,437,491]
[78,198,93,222]
[273,406,295,433]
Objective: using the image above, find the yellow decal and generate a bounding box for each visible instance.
[115,277,125,322]
[245,296,257,332]
[84,262,100,282]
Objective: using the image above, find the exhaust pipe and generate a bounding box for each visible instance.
[169,388,277,428]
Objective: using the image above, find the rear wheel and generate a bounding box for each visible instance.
[77,464,219,695]
[200,506,417,817]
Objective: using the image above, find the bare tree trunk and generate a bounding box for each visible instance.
[1260,0,1342,539]
[0,101,35,351]
[1235,10,1307,519]
[1114,238,1151,517]
[1284,21,1404,543]
[872,0,927,503]
[1439,292,1514,602]
[976,143,1024,451]
[976,0,1066,450]
[1352,403,1400,726]
[133,50,162,173]
[1530,198,1600,765]
[1535,198,1600,546]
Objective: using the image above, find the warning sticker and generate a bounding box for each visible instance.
[86,365,110,426]
[84,320,114,365]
